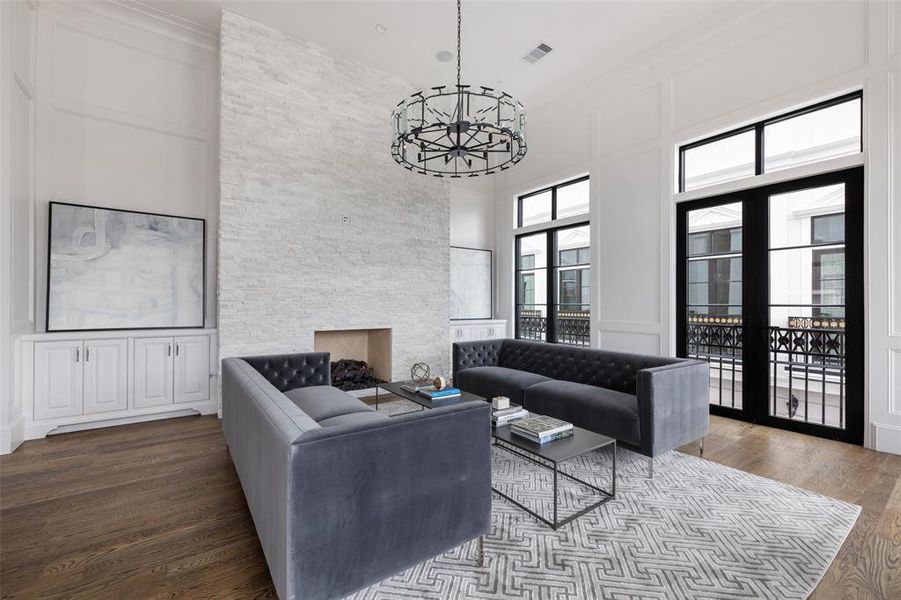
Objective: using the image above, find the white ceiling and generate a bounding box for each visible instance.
[143,0,746,109]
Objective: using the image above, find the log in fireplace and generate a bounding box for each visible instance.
[330,359,385,391]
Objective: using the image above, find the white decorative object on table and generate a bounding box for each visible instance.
[492,396,510,410]
[433,375,447,390]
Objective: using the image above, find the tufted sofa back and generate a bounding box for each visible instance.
[497,340,681,396]
[243,352,331,392]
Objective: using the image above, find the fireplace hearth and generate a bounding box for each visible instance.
[330,359,385,391]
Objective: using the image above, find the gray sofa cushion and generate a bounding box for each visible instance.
[317,411,389,428]
[524,380,641,446]
[454,366,551,405]
[284,385,375,423]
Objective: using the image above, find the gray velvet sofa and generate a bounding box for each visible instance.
[453,339,709,460]
[222,353,491,600]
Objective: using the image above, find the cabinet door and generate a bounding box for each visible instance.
[83,339,128,415]
[174,336,210,404]
[485,323,505,339]
[134,337,174,408]
[34,341,83,420]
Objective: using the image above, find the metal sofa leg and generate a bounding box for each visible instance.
[699,436,704,456]
[477,535,484,567]
[648,457,654,479]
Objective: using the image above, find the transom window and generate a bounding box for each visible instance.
[679,92,862,193]
[517,176,589,228]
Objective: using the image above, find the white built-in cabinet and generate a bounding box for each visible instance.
[134,336,210,408]
[174,336,212,403]
[450,319,507,344]
[33,338,129,419]
[84,338,129,415]
[34,341,85,420]
[19,330,217,440]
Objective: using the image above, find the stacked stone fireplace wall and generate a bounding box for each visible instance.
[218,11,450,378]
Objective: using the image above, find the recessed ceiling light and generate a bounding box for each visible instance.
[436,50,454,62]
[375,23,388,34]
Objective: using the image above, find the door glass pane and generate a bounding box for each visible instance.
[516,233,548,341]
[554,225,590,346]
[520,191,552,227]
[768,185,846,429]
[682,130,755,192]
[556,179,590,219]
[764,98,861,173]
[517,233,547,269]
[686,202,743,409]
[769,184,844,248]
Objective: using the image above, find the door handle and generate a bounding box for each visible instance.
[168,343,172,357]
[85,346,90,362]
[75,347,80,362]
[176,343,180,356]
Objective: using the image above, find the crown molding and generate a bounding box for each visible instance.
[41,0,218,51]
[110,0,218,42]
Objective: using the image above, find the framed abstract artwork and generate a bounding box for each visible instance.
[47,202,205,332]
[450,246,492,320]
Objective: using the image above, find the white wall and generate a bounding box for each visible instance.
[0,1,219,453]
[32,1,220,331]
[494,0,901,454]
[0,0,37,454]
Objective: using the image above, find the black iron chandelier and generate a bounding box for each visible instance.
[390,0,527,178]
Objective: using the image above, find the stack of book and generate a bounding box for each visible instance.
[511,415,574,444]
[492,405,529,428]
[417,385,461,400]
[399,380,433,393]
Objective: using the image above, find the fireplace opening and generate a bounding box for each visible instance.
[313,328,392,394]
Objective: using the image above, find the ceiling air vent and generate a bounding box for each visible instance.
[522,43,553,64]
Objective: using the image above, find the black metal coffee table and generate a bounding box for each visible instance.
[374,381,483,412]
[492,425,616,530]
[374,382,616,529]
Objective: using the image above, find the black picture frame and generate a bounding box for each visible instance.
[46,201,207,333]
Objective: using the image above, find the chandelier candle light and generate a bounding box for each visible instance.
[390,0,527,177]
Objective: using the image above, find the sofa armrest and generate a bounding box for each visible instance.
[636,360,709,457]
[288,401,491,599]
[242,352,331,391]
[452,339,503,379]
[221,358,320,600]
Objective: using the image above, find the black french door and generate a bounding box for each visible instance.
[676,167,864,444]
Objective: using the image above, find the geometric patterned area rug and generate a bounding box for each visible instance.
[351,400,860,600]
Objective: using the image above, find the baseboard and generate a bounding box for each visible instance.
[0,414,26,455]
[873,422,901,455]
[47,409,202,435]
[23,400,220,442]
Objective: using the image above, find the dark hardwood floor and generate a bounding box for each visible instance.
[1,412,899,599]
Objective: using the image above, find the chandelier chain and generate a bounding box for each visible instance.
[456,0,461,90]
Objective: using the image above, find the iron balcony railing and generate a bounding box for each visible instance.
[685,316,846,428]
[518,308,590,347]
